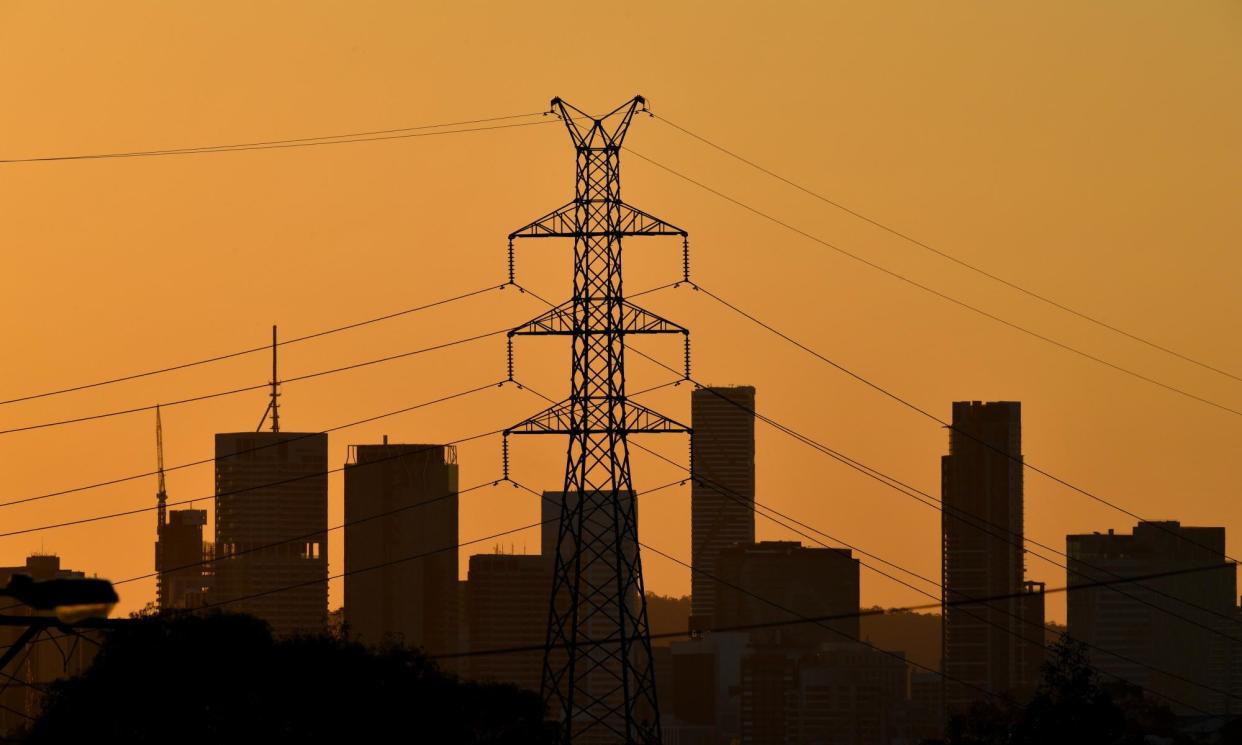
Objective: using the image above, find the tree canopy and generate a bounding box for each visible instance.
[25,612,552,744]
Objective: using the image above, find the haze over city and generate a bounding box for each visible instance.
[0,2,1238,743]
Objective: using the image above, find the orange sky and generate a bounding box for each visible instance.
[0,2,1239,624]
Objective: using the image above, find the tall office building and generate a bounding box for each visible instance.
[156,508,209,610]
[213,431,328,637]
[941,401,1043,709]
[467,553,549,692]
[715,540,860,647]
[344,442,458,654]
[691,385,756,627]
[1067,521,1239,715]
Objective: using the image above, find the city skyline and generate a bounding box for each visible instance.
[1,2,1238,633]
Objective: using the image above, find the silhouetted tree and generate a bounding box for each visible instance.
[26,613,552,744]
[944,635,1189,745]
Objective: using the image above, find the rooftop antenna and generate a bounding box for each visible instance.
[256,325,280,433]
[155,404,167,528]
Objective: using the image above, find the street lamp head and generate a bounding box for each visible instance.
[2,575,118,621]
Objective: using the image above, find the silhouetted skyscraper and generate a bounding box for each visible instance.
[1068,521,1239,715]
[941,401,1043,709]
[691,385,756,627]
[715,540,860,647]
[344,442,458,654]
[467,553,548,692]
[213,432,328,637]
[156,508,209,610]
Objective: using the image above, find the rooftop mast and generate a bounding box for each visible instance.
[256,325,280,433]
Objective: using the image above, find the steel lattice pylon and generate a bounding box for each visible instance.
[505,96,690,744]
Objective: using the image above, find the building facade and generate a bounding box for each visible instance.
[941,401,1043,709]
[343,442,458,654]
[691,386,756,628]
[1067,520,1239,714]
[213,431,328,637]
[466,553,548,692]
[715,541,860,647]
[156,508,209,610]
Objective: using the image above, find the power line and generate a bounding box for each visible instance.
[501,478,1001,706]
[0,113,552,164]
[521,380,940,597]
[0,381,505,511]
[123,476,497,593]
[619,438,1226,710]
[688,282,1242,571]
[625,149,1242,419]
[649,358,1242,643]
[0,283,505,407]
[432,559,1232,660]
[0,422,512,617]
[0,327,507,436]
[624,342,1242,637]
[651,112,1242,386]
[187,478,685,616]
[0,280,676,511]
[515,272,1242,700]
[516,376,1230,707]
[0,420,505,541]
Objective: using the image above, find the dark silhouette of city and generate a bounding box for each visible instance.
[1,83,1238,745]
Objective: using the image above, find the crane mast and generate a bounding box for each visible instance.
[155,404,167,529]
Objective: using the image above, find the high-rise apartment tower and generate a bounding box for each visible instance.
[691,385,756,627]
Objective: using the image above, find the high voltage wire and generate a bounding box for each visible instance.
[519,284,1242,631]
[504,481,1211,713]
[614,426,1228,709]
[513,279,1242,705]
[0,108,1230,711]
[625,148,1242,419]
[185,478,684,616]
[515,374,1235,706]
[683,282,1242,571]
[0,280,679,510]
[0,283,507,407]
[0,328,508,436]
[520,381,940,597]
[662,370,1242,648]
[0,422,505,541]
[624,344,1242,637]
[650,113,1242,387]
[504,479,1000,705]
[0,113,552,164]
[0,381,505,510]
[432,552,1231,660]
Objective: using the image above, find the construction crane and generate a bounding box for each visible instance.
[155,403,167,530]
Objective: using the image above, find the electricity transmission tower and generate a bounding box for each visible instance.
[505,96,690,744]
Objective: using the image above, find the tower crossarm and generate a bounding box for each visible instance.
[506,399,690,436]
[510,299,688,336]
[509,200,686,239]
